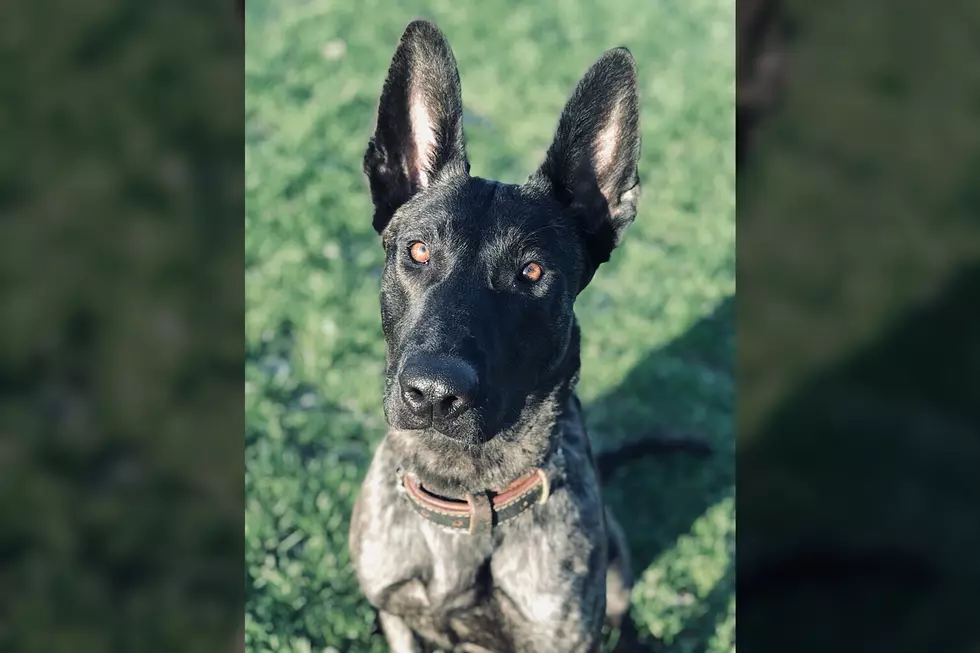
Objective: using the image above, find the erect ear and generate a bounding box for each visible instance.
[363,20,469,234]
[533,48,641,289]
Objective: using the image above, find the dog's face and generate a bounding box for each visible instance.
[377,178,584,443]
[364,21,640,455]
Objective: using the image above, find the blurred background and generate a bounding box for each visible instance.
[0,1,242,652]
[738,1,980,652]
[245,1,734,652]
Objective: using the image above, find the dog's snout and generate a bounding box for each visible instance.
[399,357,477,423]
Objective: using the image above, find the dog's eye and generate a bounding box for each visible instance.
[520,262,544,283]
[409,241,431,264]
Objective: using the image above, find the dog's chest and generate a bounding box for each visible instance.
[381,528,518,650]
[351,432,604,650]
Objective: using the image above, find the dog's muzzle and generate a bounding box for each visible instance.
[397,355,478,428]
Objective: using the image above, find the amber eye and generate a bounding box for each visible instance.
[521,262,543,282]
[409,241,430,264]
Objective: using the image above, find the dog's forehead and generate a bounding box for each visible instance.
[387,177,577,267]
[430,179,566,250]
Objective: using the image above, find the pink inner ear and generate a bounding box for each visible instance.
[593,97,624,202]
[408,87,437,188]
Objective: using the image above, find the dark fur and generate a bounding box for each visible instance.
[349,19,641,652]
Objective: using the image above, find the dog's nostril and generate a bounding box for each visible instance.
[437,395,459,417]
[401,384,430,418]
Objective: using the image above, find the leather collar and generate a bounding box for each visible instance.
[401,468,551,535]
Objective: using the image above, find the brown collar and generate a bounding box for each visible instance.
[401,468,551,535]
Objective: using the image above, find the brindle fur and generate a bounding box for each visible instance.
[349,19,641,653]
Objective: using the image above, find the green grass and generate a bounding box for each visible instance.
[245,1,734,651]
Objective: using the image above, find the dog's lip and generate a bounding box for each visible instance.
[432,417,501,444]
[387,414,433,431]
[429,422,469,439]
[390,419,491,444]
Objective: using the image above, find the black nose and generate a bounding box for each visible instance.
[399,357,477,422]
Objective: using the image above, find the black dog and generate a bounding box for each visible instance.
[349,19,641,652]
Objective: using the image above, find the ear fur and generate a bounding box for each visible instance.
[533,48,641,289]
[364,20,468,234]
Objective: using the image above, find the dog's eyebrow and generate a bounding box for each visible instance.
[514,225,553,251]
[484,221,553,258]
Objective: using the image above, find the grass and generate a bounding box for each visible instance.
[245,1,734,651]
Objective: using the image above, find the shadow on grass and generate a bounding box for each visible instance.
[587,296,735,651]
[736,263,980,652]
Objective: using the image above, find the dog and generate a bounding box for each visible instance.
[349,19,641,653]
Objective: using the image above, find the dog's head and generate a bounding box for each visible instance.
[364,20,640,487]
